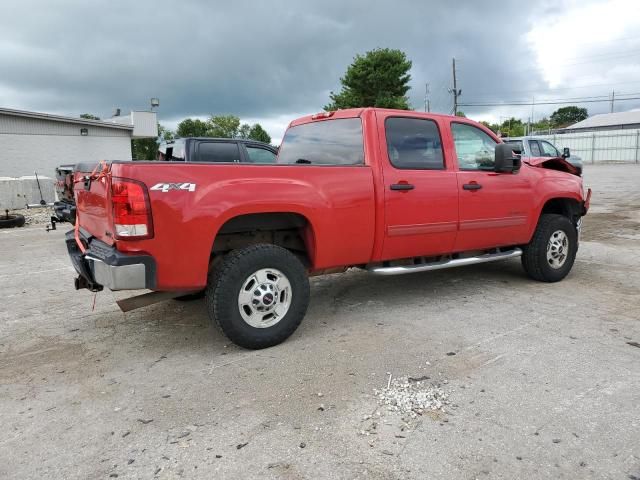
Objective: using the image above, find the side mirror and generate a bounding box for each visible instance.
[562,147,570,158]
[494,143,521,173]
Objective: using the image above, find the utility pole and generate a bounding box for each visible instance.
[448,58,461,115]
[424,83,431,112]
[610,90,615,113]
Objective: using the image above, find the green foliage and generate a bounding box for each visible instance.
[131,123,174,160]
[80,113,100,120]
[175,115,271,143]
[455,111,466,117]
[325,48,412,110]
[550,106,588,128]
[247,124,271,144]
[176,118,209,137]
[208,115,242,138]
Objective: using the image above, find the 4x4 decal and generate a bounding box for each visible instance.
[150,182,196,192]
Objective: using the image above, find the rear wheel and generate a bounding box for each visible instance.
[522,214,577,282]
[205,244,310,349]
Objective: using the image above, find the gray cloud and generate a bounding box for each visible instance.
[1,0,638,134]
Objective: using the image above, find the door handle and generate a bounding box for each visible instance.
[463,183,482,191]
[390,183,414,191]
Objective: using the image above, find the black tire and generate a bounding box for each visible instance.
[522,214,577,282]
[174,290,205,301]
[0,214,25,228]
[205,244,310,349]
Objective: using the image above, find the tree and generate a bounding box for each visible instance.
[131,123,174,160]
[325,48,412,110]
[80,113,100,120]
[176,118,209,137]
[207,115,241,138]
[550,106,588,128]
[247,124,271,144]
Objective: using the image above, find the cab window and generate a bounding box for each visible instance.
[246,146,277,164]
[451,123,497,171]
[529,140,542,156]
[385,117,444,170]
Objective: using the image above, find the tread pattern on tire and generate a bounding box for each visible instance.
[522,213,577,283]
[0,214,25,228]
[205,243,310,349]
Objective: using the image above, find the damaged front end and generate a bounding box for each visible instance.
[524,156,581,176]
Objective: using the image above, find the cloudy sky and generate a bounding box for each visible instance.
[2,0,640,142]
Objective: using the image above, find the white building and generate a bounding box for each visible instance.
[563,109,640,133]
[0,107,157,178]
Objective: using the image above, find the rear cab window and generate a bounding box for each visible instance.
[277,118,364,165]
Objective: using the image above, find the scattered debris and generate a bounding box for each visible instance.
[236,442,248,450]
[375,376,451,418]
[446,352,456,356]
[137,419,153,424]
[122,431,130,438]
[299,442,306,448]
[627,341,640,349]
[552,438,561,444]
[382,450,394,456]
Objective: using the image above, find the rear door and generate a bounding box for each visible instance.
[378,113,459,260]
[451,121,534,251]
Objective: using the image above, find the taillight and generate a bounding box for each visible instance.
[111,177,153,239]
[311,111,334,120]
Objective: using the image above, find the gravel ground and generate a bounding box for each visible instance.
[6,206,55,226]
[1,165,639,479]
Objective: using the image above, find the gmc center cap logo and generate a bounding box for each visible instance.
[150,182,197,192]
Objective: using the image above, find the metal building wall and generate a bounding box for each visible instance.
[535,129,640,163]
[0,113,133,177]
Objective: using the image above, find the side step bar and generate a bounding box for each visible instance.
[367,248,522,276]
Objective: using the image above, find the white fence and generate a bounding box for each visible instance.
[534,129,640,163]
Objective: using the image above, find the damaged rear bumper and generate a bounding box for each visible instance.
[65,230,156,291]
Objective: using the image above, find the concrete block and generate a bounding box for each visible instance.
[0,176,56,210]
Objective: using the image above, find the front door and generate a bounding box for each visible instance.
[450,121,534,251]
[379,114,459,260]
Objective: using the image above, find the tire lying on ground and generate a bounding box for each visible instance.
[206,243,310,349]
[0,213,26,228]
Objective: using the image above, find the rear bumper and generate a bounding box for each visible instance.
[65,230,156,291]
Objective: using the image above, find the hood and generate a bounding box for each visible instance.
[523,156,580,176]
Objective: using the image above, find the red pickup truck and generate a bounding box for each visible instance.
[67,108,591,349]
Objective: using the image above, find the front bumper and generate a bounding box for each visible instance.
[66,230,156,291]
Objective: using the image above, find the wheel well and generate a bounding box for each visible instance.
[212,213,312,265]
[541,198,582,223]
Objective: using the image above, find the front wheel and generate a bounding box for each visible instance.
[205,244,310,349]
[522,214,578,282]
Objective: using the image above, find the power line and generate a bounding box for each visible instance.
[459,95,640,107]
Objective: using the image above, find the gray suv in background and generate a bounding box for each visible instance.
[504,136,583,174]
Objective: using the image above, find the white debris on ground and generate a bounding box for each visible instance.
[8,207,55,225]
[375,375,451,418]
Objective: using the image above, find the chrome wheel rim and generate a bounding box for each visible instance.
[547,230,569,269]
[237,268,292,328]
